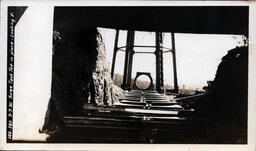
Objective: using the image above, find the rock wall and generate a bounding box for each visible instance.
[91,34,122,106]
[186,46,248,143]
[42,25,123,132]
[188,46,248,122]
[212,46,248,124]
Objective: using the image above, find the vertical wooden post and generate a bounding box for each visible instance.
[122,30,135,90]
[171,33,179,93]
[155,32,164,93]
[127,38,135,90]
[111,29,119,79]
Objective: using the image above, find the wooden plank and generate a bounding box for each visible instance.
[125,108,178,115]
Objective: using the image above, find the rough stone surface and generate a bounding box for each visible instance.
[92,33,123,106]
[42,27,123,132]
[185,46,248,143]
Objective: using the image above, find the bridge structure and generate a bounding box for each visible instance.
[111,30,178,93]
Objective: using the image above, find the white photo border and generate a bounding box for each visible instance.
[0,0,255,150]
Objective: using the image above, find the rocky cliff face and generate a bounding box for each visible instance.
[187,46,248,121]
[186,46,248,143]
[91,34,122,106]
[42,26,123,132]
[212,46,248,124]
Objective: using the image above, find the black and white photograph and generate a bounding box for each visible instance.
[0,1,256,150]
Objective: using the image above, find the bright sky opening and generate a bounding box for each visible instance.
[99,27,244,90]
